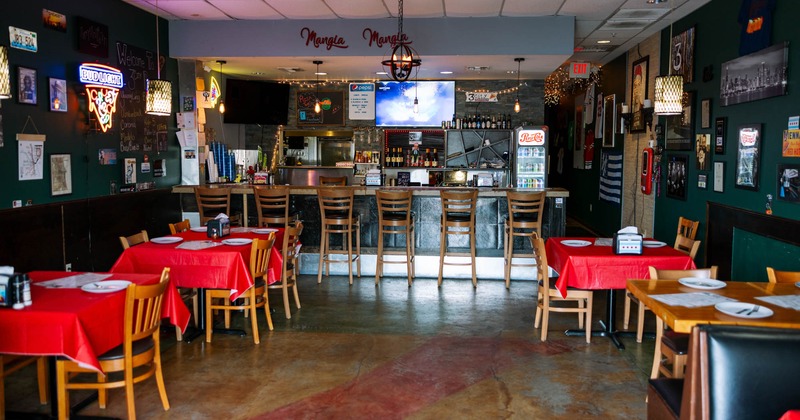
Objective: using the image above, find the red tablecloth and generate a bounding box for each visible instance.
[546,237,696,298]
[110,228,285,300]
[0,271,190,372]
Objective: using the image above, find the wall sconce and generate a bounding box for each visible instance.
[0,45,10,99]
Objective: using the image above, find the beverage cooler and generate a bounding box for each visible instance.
[513,126,548,189]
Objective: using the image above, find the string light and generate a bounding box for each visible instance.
[544,64,602,106]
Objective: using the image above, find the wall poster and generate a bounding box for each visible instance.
[630,56,649,132]
[777,164,800,202]
[720,42,788,107]
[666,154,688,200]
[735,124,761,190]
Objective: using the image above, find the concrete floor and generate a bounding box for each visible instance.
[4,275,657,419]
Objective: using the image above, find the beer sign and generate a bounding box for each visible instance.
[465,91,498,102]
[518,128,547,146]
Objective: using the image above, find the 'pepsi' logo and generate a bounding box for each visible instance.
[350,83,375,92]
[519,130,546,145]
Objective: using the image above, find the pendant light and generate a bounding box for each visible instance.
[654,0,684,115]
[413,68,419,113]
[381,0,421,81]
[145,0,172,116]
[313,60,323,113]
[0,45,10,99]
[217,60,226,114]
[514,58,524,113]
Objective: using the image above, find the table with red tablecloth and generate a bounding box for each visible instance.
[545,237,696,348]
[0,271,190,372]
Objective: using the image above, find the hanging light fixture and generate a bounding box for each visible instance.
[0,45,10,99]
[413,68,419,113]
[654,0,684,115]
[381,0,421,81]
[217,60,226,114]
[145,0,172,116]
[514,57,524,113]
[313,60,323,113]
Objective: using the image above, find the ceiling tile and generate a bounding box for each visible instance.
[399,0,444,18]
[502,0,561,17]
[152,0,231,20]
[208,0,283,19]
[575,20,602,38]
[325,0,391,18]
[560,0,627,21]
[444,0,503,17]
[263,0,337,19]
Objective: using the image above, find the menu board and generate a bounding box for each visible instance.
[115,41,167,152]
[297,91,344,126]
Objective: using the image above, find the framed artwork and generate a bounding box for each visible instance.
[695,133,711,170]
[602,94,616,147]
[666,154,688,200]
[671,26,695,83]
[777,164,800,202]
[714,161,725,192]
[630,56,649,132]
[698,173,708,189]
[50,154,72,196]
[735,124,762,190]
[17,66,37,105]
[49,77,67,112]
[715,117,727,154]
[720,42,788,106]
[666,91,694,150]
[700,98,711,128]
[124,157,137,185]
[297,91,345,126]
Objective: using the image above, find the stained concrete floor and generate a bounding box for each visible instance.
[5,275,657,419]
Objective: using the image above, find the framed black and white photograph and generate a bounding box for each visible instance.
[695,133,711,170]
[49,78,67,112]
[714,117,726,154]
[667,154,688,200]
[698,173,708,190]
[17,66,37,105]
[720,42,788,107]
[735,124,762,190]
[714,161,725,192]
[777,164,800,202]
[50,154,72,196]
[602,94,616,147]
[631,56,649,132]
[666,91,694,150]
[700,98,711,128]
[671,26,695,83]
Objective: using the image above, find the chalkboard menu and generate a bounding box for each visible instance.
[297,91,344,126]
[115,41,168,152]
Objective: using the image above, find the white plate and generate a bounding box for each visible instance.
[151,236,183,244]
[255,228,278,234]
[714,302,774,319]
[561,240,592,247]
[81,280,132,293]
[190,226,207,232]
[796,281,800,289]
[678,278,727,290]
[643,240,667,248]
[222,238,253,246]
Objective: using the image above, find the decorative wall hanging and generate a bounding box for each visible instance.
[630,56,649,132]
[720,42,788,107]
[666,154,688,200]
[79,63,122,133]
[695,133,711,170]
[777,164,800,202]
[49,78,67,112]
[17,67,37,105]
[713,161,725,192]
[602,94,616,147]
[715,117,727,154]
[700,98,711,128]
[50,154,72,196]
[735,124,761,190]
[665,91,694,150]
[671,26,695,83]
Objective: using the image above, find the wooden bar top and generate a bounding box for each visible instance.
[172,184,569,198]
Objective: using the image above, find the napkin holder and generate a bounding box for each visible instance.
[206,219,230,238]
[0,274,9,307]
[613,232,643,255]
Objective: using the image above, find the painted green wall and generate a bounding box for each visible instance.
[0,0,179,209]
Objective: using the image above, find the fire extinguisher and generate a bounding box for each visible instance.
[641,147,654,194]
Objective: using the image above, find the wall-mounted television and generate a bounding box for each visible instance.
[223,79,290,125]
[375,81,455,127]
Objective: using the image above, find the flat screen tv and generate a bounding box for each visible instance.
[223,79,290,125]
[375,81,455,127]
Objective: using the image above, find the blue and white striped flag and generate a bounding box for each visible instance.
[599,151,623,205]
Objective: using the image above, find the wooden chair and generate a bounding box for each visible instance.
[375,190,415,286]
[1,355,48,414]
[766,267,800,283]
[168,219,191,234]
[56,268,171,420]
[532,237,593,343]
[319,176,347,186]
[269,222,303,319]
[676,217,699,240]
[317,188,361,285]
[439,189,478,287]
[504,191,545,288]
[254,186,297,228]
[673,234,701,259]
[195,186,241,226]
[648,266,718,380]
[205,234,276,344]
[167,219,199,342]
[119,230,149,250]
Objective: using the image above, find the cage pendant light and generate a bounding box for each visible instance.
[653,0,684,116]
[0,45,10,99]
[381,0,421,81]
[514,58,524,113]
[145,1,172,116]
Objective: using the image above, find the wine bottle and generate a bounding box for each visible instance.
[424,148,431,167]
[432,148,439,168]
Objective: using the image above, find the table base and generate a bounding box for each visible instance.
[563,290,653,350]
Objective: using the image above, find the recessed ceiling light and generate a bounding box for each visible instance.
[597,40,612,44]
[507,70,517,74]
[376,71,387,75]
[315,72,327,76]
[251,72,264,76]
[440,71,453,75]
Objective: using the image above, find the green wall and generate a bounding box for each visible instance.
[0,0,179,209]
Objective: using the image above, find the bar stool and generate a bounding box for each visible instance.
[438,189,478,287]
[319,176,347,186]
[317,187,361,284]
[504,191,545,288]
[254,186,298,228]
[375,190,415,286]
[195,186,241,225]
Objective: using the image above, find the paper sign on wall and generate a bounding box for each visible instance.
[348,83,375,120]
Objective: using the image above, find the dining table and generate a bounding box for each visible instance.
[110,227,287,342]
[545,237,696,349]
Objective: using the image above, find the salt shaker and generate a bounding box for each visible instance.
[11,274,24,310]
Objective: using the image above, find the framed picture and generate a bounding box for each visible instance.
[50,154,72,196]
[602,94,616,147]
[715,117,727,154]
[698,173,708,189]
[297,91,345,126]
[671,26,695,83]
[777,164,800,202]
[695,133,711,170]
[735,124,762,190]
[714,161,725,192]
[631,56,649,132]
[666,91,694,150]
[700,98,711,128]
[124,158,137,185]
[17,66,37,105]
[49,77,67,112]
[666,154,688,200]
[720,42,788,106]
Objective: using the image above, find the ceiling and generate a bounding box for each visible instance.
[122,0,710,81]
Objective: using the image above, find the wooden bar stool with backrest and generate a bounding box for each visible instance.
[766,267,800,283]
[438,189,478,287]
[317,187,361,285]
[205,234,276,344]
[504,191,545,288]
[195,186,241,226]
[375,190,415,286]
[648,265,718,380]
[532,237,593,343]
[1,355,49,413]
[269,222,303,319]
[167,219,199,341]
[254,186,298,228]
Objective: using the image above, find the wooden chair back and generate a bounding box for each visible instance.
[254,187,291,227]
[127,268,170,344]
[532,237,549,284]
[319,176,347,186]
[283,222,304,273]
[317,187,354,222]
[649,266,718,280]
[440,189,478,227]
[250,234,276,282]
[169,219,191,234]
[376,190,413,227]
[766,267,800,283]
[120,230,149,250]
[195,186,233,225]
[507,190,545,232]
[674,234,701,259]
[677,217,700,240]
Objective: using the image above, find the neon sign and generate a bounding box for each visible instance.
[79,63,123,133]
[209,76,220,107]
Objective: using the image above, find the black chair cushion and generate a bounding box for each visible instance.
[381,212,408,221]
[648,378,683,419]
[662,331,689,354]
[98,337,155,361]
[506,214,539,223]
[445,213,471,222]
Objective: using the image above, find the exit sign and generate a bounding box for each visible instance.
[569,61,591,79]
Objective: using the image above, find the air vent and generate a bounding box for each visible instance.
[576,45,616,53]
[466,66,491,72]
[612,8,669,20]
[599,20,649,31]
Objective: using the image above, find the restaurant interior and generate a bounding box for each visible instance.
[2,0,800,419]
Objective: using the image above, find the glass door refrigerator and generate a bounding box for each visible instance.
[513,126,548,189]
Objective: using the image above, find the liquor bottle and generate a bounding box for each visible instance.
[491,115,497,129]
[405,150,411,167]
[432,148,439,168]
[424,148,431,167]
[451,114,456,129]
[394,148,400,167]
[476,114,482,129]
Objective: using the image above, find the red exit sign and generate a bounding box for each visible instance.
[569,61,591,79]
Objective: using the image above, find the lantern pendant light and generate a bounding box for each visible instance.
[381,0,421,81]
[0,45,10,99]
[654,0,684,116]
[145,0,172,116]
[313,60,323,113]
[514,58,524,113]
